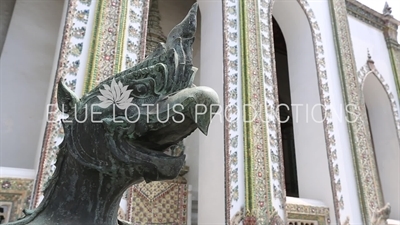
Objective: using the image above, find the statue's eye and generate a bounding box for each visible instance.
[132,83,148,96]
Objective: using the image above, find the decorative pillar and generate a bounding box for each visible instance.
[239,0,286,223]
[124,0,149,69]
[83,0,129,91]
[382,3,400,99]
[222,0,246,223]
[328,0,385,224]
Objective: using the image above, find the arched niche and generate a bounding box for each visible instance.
[272,0,336,223]
[361,69,400,220]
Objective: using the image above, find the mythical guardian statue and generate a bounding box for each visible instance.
[371,203,391,225]
[7,3,219,224]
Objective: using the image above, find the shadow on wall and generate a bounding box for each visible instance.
[0,0,16,56]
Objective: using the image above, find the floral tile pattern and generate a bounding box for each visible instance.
[129,179,188,224]
[84,0,130,91]
[222,0,245,222]
[125,0,148,69]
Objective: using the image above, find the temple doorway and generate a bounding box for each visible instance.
[272,17,299,197]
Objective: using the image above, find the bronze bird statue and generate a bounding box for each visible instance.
[7,3,219,224]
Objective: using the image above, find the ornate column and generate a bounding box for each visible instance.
[239,0,286,223]
[83,0,145,91]
[328,0,385,224]
[222,0,246,223]
[382,3,400,98]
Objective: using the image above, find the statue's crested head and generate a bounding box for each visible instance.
[56,3,219,183]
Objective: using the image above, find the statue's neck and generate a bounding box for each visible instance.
[34,154,133,225]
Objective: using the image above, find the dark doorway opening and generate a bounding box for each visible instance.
[273,17,299,197]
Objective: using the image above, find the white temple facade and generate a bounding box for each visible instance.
[0,0,399,224]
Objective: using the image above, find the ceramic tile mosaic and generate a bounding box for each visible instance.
[0,178,34,223]
[124,0,148,69]
[128,179,188,224]
[84,0,129,91]
[222,0,245,221]
[287,201,330,225]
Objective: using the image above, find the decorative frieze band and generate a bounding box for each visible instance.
[240,0,273,222]
[286,198,331,225]
[223,0,245,223]
[346,0,386,30]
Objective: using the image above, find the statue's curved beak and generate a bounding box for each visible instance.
[144,85,220,146]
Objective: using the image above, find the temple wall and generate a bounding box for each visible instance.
[269,0,365,223]
[363,73,400,220]
[349,15,400,106]
[349,15,400,221]
[1,0,398,223]
[307,1,365,224]
[0,0,65,170]
[273,1,335,223]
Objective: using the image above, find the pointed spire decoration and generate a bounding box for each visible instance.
[367,49,372,60]
[367,49,376,70]
[145,0,167,56]
[383,1,392,16]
